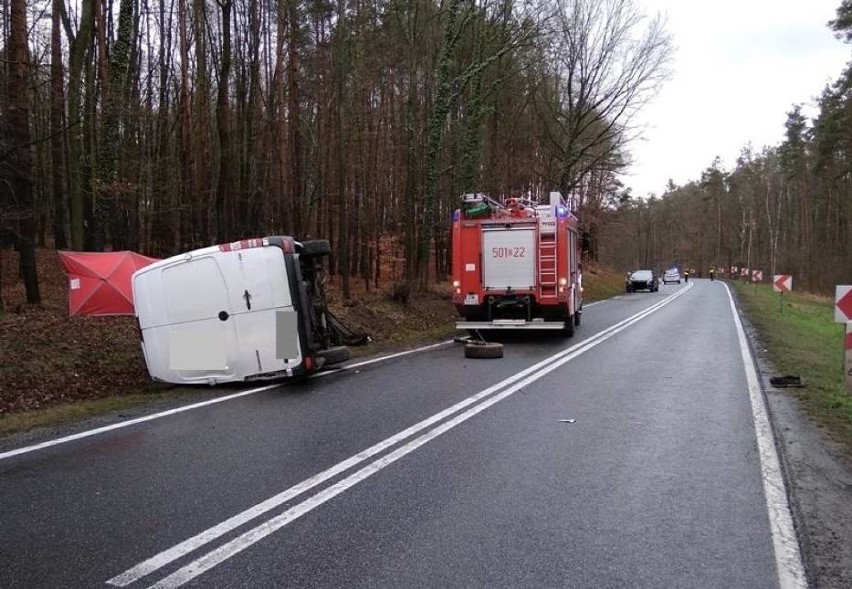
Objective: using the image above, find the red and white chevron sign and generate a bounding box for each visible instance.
[773,275,792,293]
[752,270,763,282]
[836,286,852,323]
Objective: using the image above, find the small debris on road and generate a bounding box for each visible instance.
[558,419,576,424]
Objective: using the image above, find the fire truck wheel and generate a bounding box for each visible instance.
[301,239,331,257]
[574,310,582,326]
[562,317,575,337]
[464,342,504,359]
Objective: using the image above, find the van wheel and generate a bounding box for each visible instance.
[464,342,503,359]
[301,239,331,256]
[316,346,350,366]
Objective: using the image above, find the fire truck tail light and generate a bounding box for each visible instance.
[453,280,460,288]
[558,277,568,286]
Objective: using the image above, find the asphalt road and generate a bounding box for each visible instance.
[0,279,802,588]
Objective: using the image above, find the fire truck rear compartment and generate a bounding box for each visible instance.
[481,228,536,290]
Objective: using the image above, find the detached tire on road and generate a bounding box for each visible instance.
[301,239,331,257]
[464,342,504,359]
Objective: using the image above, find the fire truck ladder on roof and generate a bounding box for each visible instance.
[538,230,557,299]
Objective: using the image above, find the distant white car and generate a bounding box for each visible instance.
[663,268,681,284]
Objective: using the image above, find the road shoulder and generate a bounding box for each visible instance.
[736,296,852,588]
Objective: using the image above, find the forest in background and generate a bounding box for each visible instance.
[2,0,850,312]
[601,4,852,296]
[0,0,671,310]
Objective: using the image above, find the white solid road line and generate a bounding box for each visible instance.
[723,282,807,589]
[109,286,692,588]
[0,341,455,462]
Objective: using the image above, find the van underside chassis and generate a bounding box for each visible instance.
[289,239,352,370]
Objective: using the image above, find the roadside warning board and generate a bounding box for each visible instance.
[836,285,852,323]
[773,275,792,293]
[846,322,852,393]
[752,270,763,282]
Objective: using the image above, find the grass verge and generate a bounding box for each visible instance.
[582,263,627,302]
[732,280,852,447]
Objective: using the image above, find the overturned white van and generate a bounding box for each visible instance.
[131,236,351,385]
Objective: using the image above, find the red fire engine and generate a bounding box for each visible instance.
[451,191,583,335]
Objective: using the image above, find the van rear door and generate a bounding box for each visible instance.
[154,252,239,381]
[216,244,301,377]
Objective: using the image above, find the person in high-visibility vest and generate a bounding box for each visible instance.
[709,266,716,281]
[684,269,690,283]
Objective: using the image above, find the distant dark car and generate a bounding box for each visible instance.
[626,269,659,292]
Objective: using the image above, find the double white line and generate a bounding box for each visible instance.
[109,286,692,588]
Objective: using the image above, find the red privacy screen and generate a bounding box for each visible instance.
[58,251,160,316]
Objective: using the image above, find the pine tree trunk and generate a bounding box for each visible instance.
[286,0,303,235]
[67,0,94,250]
[193,0,211,244]
[50,0,68,250]
[94,0,135,251]
[7,0,40,303]
[215,0,234,242]
[420,0,462,287]
[178,0,193,247]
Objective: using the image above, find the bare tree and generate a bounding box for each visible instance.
[536,0,672,195]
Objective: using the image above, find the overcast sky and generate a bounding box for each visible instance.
[622,0,851,198]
